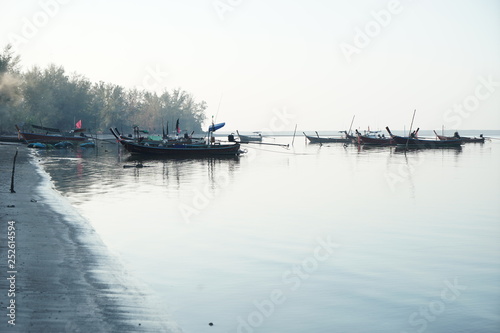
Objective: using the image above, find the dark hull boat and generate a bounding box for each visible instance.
[110,128,241,157]
[433,130,485,143]
[357,135,395,145]
[355,130,395,145]
[16,125,88,143]
[386,127,462,148]
[0,135,23,143]
[460,136,485,143]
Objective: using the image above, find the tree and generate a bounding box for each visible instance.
[0,44,22,133]
[158,88,206,133]
[0,46,206,134]
[0,44,20,74]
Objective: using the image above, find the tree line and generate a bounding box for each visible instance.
[0,45,207,135]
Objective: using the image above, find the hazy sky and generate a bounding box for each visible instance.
[2,0,499,131]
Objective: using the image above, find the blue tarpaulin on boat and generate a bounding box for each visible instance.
[208,122,225,132]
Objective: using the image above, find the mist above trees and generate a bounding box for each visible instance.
[0,45,206,134]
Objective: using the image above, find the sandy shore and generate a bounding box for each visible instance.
[0,143,181,333]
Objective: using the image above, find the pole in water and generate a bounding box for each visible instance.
[291,124,298,146]
[343,115,355,148]
[348,115,355,136]
[405,109,417,151]
[10,148,19,193]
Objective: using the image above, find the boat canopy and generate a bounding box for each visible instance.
[208,122,225,132]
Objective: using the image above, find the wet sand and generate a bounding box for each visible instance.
[0,143,181,333]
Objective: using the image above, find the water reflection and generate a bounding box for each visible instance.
[355,144,392,154]
[393,146,463,154]
[35,146,241,199]
[33,137,500,333]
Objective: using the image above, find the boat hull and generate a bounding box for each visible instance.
[305,135,351,143]
[238,135,262,142]
[0,135,23,143]
[392,135,462,148]
[435,134,485,143]
[111,128,241,157]
[236,130,262,142]
[18,131,87,143]
[121,141,241,157]
[357,135,395,145]
[434,131,484,143]
[461,137,485,143]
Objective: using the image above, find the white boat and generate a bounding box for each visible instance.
[237,130,262,142]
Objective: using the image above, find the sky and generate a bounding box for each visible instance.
[1,0,499,131]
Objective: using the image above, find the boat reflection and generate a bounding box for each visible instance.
[36,144,241,200]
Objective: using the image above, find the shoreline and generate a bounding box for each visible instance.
[0,143,181,333]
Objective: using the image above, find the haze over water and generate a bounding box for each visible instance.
[35,134,500,333]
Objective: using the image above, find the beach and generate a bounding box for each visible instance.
[0,143,181,333]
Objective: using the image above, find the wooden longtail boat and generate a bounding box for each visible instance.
[15,124,88,143]
[110,128,242,157]
[386,127,462,148]
[355,130,395,145]
[303,131,353,144]
[237,130,262,142]
[433,130,485,143]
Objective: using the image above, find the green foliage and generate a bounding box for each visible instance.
[0,45,20,74]
[0,45,23,132]
[0,45,206,134]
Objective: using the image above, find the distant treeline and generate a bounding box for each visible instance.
[0,45,206,134]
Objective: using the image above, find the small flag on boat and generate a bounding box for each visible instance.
[76,120,82,129]
[176,119,180,134]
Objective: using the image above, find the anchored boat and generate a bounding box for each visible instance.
[110,127,242,157]
[433,130,485,143]
[15,124,88,143]
[386,127,462,148]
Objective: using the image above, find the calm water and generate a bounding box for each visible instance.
[35,134,500,333]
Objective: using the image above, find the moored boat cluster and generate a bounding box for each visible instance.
[10,120,488,157]
[304,126,485,149]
